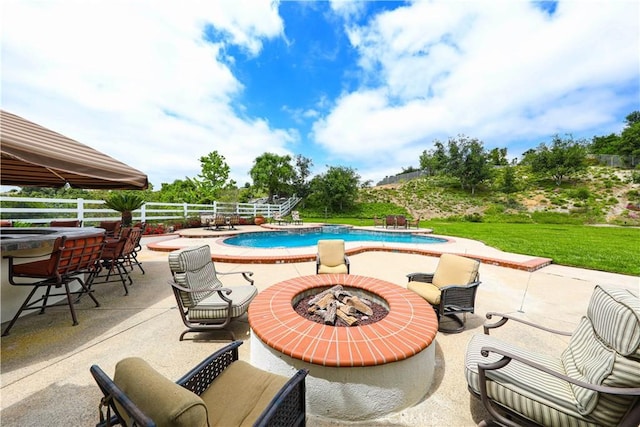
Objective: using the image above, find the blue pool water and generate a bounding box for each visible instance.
[224,226,447,248]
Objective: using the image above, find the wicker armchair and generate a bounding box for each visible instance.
[316,239,350,274]
[407,253,481,333]
[90,340,309,427]
[168,245,257,340]
[465,285,640,427]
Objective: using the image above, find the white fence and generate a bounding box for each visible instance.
[0,196,301,226]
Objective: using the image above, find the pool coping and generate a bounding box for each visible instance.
[146,225,553,272]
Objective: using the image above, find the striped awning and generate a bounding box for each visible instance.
[1,110,148,189]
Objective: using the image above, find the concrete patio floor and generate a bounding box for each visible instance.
[1,229,637,426]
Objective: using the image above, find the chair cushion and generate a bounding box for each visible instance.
[200,360,289,427]
[189,285,258,320]
[407,281,441,305]
[317,263,349,274]
[432,254,479,289]
[318,240,346,268]
[170,246,222,306]
[114,357,208,427]
[587,285,640,358]
[465,334,595,427]
[561,286,640,424]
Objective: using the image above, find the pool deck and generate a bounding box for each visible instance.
[2,229,637,426]
[148,224,553,271]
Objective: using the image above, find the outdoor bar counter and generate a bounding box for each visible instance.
[0,227,105,324]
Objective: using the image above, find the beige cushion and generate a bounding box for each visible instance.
[407,281,441,305]
[432,254,479,289]
[201,360,289,427]
[317,240,347,273]
[114,357,208,427]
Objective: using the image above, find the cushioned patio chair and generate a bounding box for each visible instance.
[407,253,481,333]
[291,211,303,225]
[316,239,350,274]
[465,285,640,427]
[272,213,287,225]
[168,245,257,341]
[212,214,227,230]
[395,215,408,229]
[2,231,105,336]
[228,214,240,229]
[90,227,134,295]
[90,340,309,427]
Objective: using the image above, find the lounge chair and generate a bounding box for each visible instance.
[465,285,640,427]
[407,253,481,333]
[168,245,257,340]
[316,239,350,274]
[272,213,287,225]
[90,340,308,427]
[213,214,227,230]
[373,216,384,227]
[395,215,408,229]
[409,217,420,229]
[228,214,240,229]
[291,211,303,225]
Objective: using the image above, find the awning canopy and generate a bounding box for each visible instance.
[1,110,148,189]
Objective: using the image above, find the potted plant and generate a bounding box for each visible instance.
[254,214,266,225]
[103,192,144,227]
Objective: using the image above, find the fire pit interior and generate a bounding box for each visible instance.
[293,285,389,326]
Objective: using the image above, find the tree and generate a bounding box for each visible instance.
[444,135,491,194]
[488,147,508,166]
[501,165,518,193]
[310,166,360,212]
[526,135,588,186]
[292,155,313,202]
[619,111,640,159]
[196,151,230,203]
[590,133,621,155]
[249,153,295,203]
[158,178,200,203]
[419,140,447,175]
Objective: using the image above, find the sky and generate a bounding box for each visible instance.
[2,0,638,190]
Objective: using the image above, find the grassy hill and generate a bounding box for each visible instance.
[358,166,640,226]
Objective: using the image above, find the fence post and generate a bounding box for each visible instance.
[77,198,85,223]
[183,202,188,219]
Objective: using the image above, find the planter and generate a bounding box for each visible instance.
[254,217,266,225]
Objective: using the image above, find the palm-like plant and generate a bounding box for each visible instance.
[103,192,144,227]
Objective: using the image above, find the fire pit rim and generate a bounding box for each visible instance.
[248,274,438,367]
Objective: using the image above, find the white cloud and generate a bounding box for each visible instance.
[1,0,289,187]
[314,0,639,180]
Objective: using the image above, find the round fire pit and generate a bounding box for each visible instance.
[248,274,438,421]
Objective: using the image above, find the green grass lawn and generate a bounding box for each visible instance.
[306,217,640,275]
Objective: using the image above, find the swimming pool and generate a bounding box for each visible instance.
[223,226,447,248]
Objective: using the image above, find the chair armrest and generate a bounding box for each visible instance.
[254,368,309,427]
[483,312,573,336]
[217,271,254,285]
[407,272,434,283]
[438,281,481,292]
[475,345,640,427]
[177,341,243,395]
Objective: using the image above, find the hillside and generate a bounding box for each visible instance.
[360,166,640,225]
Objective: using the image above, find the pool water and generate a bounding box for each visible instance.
[224,226,447,248]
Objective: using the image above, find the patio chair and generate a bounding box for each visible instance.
[409,217,420,229]
[291,211,303,225]
[2,231,105,336]
[168,245,257,341]
[99,220,122,238]
[123,226,145,275]
[395,215,408,229]
[90,340,309,427]
[385,215,396,228]
[406,253,481,333]
[373,216,384,227]
[272,212,287,225]
[200,213,214,229]
[90,227,133,295]
[212,214,227,230]
[50,219,81,227]
[228,214,240,229]
[465,285,640,427]
[316,239,350,274]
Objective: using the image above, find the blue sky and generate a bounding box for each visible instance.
[2,0,638,189]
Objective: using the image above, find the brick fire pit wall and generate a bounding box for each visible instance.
[248,274,439,421]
